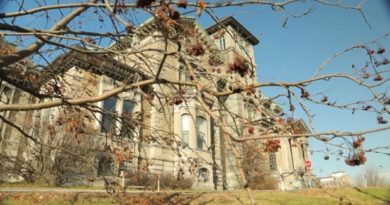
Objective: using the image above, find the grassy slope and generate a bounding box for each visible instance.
[0,187,389,205]
[201,187,390,205]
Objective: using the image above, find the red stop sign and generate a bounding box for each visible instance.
[305,160,311,169]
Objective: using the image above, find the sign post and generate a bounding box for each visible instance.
[305,160,312,188]
[305,160,311,169]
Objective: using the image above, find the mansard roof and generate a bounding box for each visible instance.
[288,119,310,135]
[3,49,149,97]
[40,49,149,83]
[3,16,255,96]
[133,16,220,52]
[0,37,42,96]
[205,16,259,45]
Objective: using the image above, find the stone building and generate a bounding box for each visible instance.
[319,171,352,188]
[0,17,311,190]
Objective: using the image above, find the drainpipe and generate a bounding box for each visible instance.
[288,139,295,171]
[219,114,227,190]
[210,118,218,190]
[137,94,144,173]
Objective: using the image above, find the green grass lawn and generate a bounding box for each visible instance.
[0,187,389,204]
[204,187,390,205]
[0,181,106,190]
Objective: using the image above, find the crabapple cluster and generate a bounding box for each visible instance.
[345,152,367,166]
[228,56,249,77]
[264,139,281,152]
[187,42,205,56]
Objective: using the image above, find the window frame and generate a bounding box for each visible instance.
[219,36,226,50]
[196,116,208,150]
[101,97,118,133]
[120,99,137,137]
[181,114,191,147]
[179,65,191,82]
[198,167,210,182]
[269,152,277,171]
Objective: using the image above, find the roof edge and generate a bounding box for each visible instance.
[205,16,259,45]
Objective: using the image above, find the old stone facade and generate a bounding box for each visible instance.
[0,17,311,190]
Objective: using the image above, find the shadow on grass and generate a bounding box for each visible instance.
[353,187,390,204]
[320,189,353,205]
[0,192,209,205]
[165,192,207,205]
[104,191,211,205]
[69,192,82,205]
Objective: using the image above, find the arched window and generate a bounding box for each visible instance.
[196,116,207,149]
[181,114,191,147]
[269,153,277,171]
[198,167,209,182]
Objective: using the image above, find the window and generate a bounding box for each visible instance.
[123,100,136,115]
[219,36,226,50]
[245,102,255,121]
[179,65,191,82]
[269,153,277,171]
[97,155,114,176]
[198,167,209,182]
[234,38,248,55]
[101,97,117,133]
[181,114,190,147]
[121,100,136,137]
[0,87,12,104]
[196,116,207,149]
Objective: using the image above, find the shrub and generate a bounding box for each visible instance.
[159,173,193,190]
[125,171,157,188]
[125,172,193,190]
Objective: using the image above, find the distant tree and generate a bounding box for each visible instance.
[355,165,390,187]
